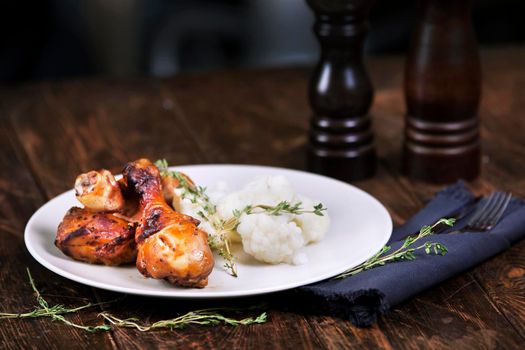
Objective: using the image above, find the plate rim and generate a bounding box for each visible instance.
[24,164,392,298]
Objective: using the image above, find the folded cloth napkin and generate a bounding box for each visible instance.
[294,182,525,327]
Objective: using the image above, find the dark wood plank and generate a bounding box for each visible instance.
[306,316,394,350]
[0,113,116,350]
[479,48,525,197]
[3,46,525,349]
[466,48,525,340]
[159,70,310,169]
[471,240,525,340]
[379,274,519,349]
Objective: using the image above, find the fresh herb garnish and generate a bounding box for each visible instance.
[335,218,454,279]
[100,308,267,331]
[0,268,112,332]
[233,201,327,218]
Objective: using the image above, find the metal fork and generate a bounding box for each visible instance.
[448,191,513,234]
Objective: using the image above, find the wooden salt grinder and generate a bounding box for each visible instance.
[403,0,482,183]
[306,0,376,181]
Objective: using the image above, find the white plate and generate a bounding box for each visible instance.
[25,164,392,298]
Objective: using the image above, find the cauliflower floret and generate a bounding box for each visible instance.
[293,195,330,244]
[237,214,304,264]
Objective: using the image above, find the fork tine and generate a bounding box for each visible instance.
[467,192,498,227]
[450,191,511,234]
[472,192,505,230]
[483,192,512,230]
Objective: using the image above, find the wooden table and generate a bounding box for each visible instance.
[1,46,524,349]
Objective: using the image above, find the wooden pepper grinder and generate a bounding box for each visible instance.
[306,0,376,181]
[403,0,482,183]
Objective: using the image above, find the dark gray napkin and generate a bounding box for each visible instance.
[295,182,525,327]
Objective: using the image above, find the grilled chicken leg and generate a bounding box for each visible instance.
[123,159,214,288]
[55,207,137,265]
[56,169,137,265]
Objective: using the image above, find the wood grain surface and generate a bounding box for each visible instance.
[1,46,524,349]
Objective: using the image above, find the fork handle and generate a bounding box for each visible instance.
[434,197,481,234]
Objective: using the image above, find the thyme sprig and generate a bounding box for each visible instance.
[207,218,239,277]
[155,159,238,276]
[233,201,326,219]
[100,308,267,331]
[0,269,112,332]
[335,218,454,279]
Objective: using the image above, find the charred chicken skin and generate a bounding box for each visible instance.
[55,169,137,265]
[55,207,137,265]
[123,159,214,288]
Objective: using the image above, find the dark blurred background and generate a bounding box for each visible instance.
[1,0,524,85]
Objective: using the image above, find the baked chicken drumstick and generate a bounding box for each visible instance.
[55,170,137,265]
[123,159,214,288]
[55,207,136,265]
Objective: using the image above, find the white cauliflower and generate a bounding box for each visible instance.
[236,213,304,264]
[293,195,331,244]
[174,174,330,266]
[217,175,330,265]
